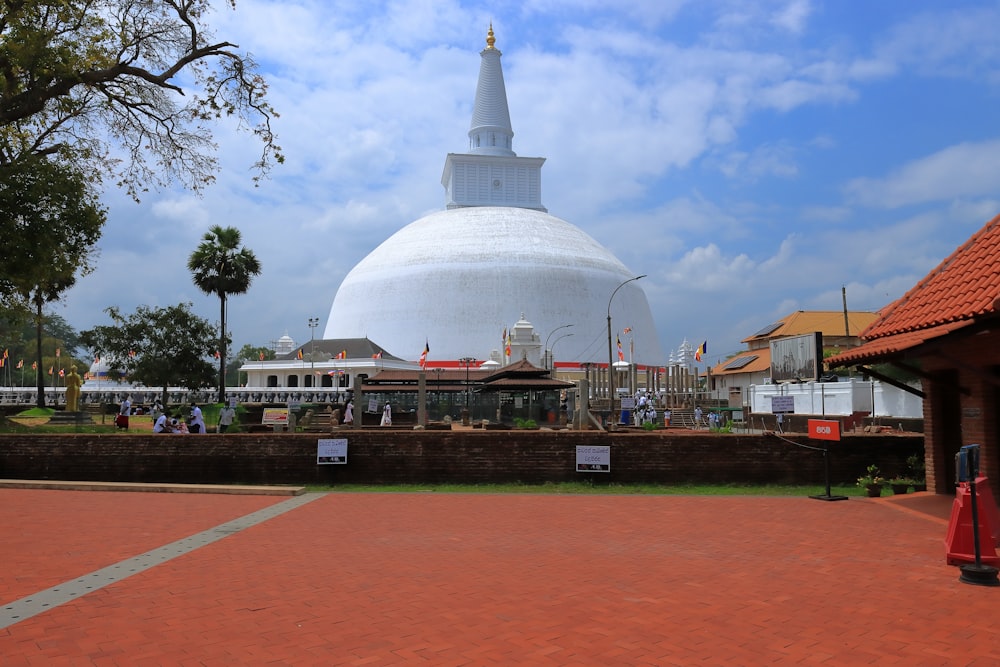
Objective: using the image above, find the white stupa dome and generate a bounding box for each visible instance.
[325,206,663,363]
[323,26,665,366]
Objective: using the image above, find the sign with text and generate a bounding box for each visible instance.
[807,419,841,441]
[770,395,795,414]
[317,438,348,465]
[576,445,610,473]
[261,407,289,425]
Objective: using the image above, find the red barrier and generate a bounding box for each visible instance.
[945,476,1000,566]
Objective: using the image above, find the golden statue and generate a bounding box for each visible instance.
[65,365,83,412]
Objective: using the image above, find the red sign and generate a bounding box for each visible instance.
[808,419,841,441]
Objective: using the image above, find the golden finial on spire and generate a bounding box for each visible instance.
[486,22,496,49]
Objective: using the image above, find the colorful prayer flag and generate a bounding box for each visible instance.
[59,368,65,378]
[32,361,37,370]
[55,348,60,357]
[48,366,53,375]
[695,341,707,362]
[259,351,265,361]
[296,349,303,360]
[622,327,632,334]
[17,359,23,369]
[617,336,624,362]
[214,350,220,359]
[372,351,382,359]
[419,340,429,368]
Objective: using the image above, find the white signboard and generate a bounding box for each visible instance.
[576,445,611,473]
[367,397,379,413]
[770,395,795,414]
[317,438,348,465]
[620,397,636,410]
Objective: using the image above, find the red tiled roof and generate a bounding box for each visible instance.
[829,212,1000,366]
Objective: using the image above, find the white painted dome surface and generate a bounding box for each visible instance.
[324,206,665,364]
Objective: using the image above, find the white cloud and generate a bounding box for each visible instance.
[845,139,1000,209]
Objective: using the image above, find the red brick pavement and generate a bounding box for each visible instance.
[1,490,997,666]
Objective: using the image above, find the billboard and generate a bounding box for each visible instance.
[769,332,823,383]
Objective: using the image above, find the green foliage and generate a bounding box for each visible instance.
[642,421,657,431]
[0,157,105,406]
[80,303,219,404]
[188,225,261,402]
[514,418,538,428]
[232,343,273,385]
[0,0,282,198]
[857,464,884,487]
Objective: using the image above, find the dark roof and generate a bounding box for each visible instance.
[829,212,1000,366]
[282,338,399,361]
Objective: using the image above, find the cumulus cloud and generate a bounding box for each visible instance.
[845,140,1000,209]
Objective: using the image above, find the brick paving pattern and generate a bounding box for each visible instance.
[0,489,997,665]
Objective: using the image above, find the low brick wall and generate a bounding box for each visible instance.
[0,431,923,487]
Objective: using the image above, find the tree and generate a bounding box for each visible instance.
[187,225,261,402]
[80,303,218,407]
[0,157,105,406]
[0,0,282,198]
[232,343,273,386]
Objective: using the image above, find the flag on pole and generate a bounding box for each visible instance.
[372,351,382,359]
[59,368,65,378]
[32,361,37,370]
[55,348,60,357]
[48,366,53,375]
[259,351,265,361]
[214,350,220,359]
[0,357,4,368]
[17,359,23,369]
[505,330,511,358]
[128,349,136,358]
[695,341,707,362]
[419,340,429,368]
[296,349,303,360]
[617,336,624,362]
[335,350,347,360]
[622,327,632,334]
[2,348,7,358]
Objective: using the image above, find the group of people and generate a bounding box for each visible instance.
[148,401,235,434]
[631,390,658,426]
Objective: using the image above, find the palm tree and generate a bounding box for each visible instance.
[188,226,262,403]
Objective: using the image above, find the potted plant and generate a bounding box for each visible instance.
[857,465,885,497]
[889,477,911,495]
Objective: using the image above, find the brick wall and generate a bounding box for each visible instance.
[0,431,922,487]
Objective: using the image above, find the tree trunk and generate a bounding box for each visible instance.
[218,294,227,404]
[34,295,46,409]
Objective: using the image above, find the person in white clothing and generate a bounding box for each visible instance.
[189,403,205,434]
[343,400,354,425]
[380,402,392,426]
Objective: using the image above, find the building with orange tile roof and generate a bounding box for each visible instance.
[708,309,879,403]
[828,212,1000,497]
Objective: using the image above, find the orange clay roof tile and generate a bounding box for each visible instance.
[829,212,1000,366]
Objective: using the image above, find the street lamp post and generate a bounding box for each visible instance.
[543,324,574,369]
[550,333,574,371]
[607,275,646,428]
[307,317,319,389]
[459,357,476,412]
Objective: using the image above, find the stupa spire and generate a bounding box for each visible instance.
[468,24,514,157]
[441,26,546,211]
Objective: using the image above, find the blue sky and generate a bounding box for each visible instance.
[61,0,1000,365]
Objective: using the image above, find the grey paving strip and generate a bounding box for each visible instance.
[0,492,324,630]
